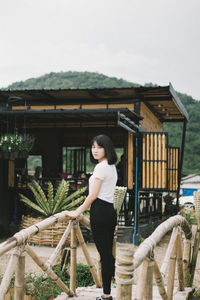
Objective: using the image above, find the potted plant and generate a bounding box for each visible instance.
[17,134,35,158]
[20,179,87,246]
[0,134,12,159]
[0,133,35,159]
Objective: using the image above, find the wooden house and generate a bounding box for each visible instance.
[0,84,189,238]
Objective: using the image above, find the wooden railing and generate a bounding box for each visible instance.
[0,212,101,299]
[116,214,197,300]
[0,212,198,299]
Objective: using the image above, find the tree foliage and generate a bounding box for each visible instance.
[5,71,140,90]
[4,71,200,175]
[164,92,200,175]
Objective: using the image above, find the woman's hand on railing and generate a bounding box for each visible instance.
[65,209,80,220]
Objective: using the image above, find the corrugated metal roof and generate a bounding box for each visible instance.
[0,84,189,122]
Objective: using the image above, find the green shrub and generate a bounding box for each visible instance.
[0,263,94,300]
[76,263,94,287]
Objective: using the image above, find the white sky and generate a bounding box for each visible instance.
[0,0,200,100]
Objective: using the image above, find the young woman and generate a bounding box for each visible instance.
[65,134,118,300]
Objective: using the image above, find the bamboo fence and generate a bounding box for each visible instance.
[115,214,198,300]
[1,192,200,300]
[0,212,92,299]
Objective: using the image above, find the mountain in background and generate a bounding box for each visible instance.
[5,71,200,176]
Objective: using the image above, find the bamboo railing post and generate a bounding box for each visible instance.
[0,246,23,300]
[189,226,200,286]
[161,227,178,279]
[167,236,178,300]
[135,258,149,300]
[116,247,134,300]
[154,259,169,300]
[176,233,184,291]
[75,223,101,287]
[143,254,154,300]
[26,245,74,296]
[14,248,25,300]
[70,221,77,294]
[183,238,191,287]
[47,220,73,267]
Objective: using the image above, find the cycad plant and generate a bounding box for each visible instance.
[19,179,87,217]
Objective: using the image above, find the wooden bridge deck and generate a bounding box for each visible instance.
[55,285,194,300]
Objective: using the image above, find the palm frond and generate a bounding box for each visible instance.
[53,180,69,213]
[63,186,87,206]
[28,183,48,213]
[19,194,47,216]
[53,179,65,207]
[47,181,54,213]
[32,180,50,214]
[62,195,86,211]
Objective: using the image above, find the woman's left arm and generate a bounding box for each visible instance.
[65,177,102,219]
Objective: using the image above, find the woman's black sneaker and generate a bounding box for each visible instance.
[96,296,113,300]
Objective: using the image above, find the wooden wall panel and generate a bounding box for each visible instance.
[140,102,163,132]
[142,133,167,190]
[128,132,134,190]
[168,147,179,192]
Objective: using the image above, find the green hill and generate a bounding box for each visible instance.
[5,71,200,176]
[6,71,140,90]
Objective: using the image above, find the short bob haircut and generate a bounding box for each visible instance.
[90,134,117,165]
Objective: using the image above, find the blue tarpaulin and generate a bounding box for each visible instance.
[182,188,198,196]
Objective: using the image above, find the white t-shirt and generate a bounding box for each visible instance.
[89,159,117,203]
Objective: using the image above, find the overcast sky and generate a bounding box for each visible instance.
[0,0,200,100]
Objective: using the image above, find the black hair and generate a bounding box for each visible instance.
[90,134,117,165]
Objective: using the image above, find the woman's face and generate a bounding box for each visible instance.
[91,141,106,162]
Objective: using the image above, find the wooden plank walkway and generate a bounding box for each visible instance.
[54,285,194,300]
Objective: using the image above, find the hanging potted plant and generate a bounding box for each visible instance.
[0,133,35,159]
[20,179,87,246]
[0,134,12,159]
[18,134,35,158]
[11,134,22,159]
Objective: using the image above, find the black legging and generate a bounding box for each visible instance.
[90,198,117,294]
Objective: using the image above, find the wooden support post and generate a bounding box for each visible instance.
[154,134,158,188]
[176,233,184,291]
[146,134,150,189]
[116,247,134,300]
[158,134,162,188]
[135,258,149,300]
[0,247,22,300]
[70,221,77,294]
[183,239,191,287]
[14,249,25,300]
[167,236,178,300]
[8,153,15,188]
[128,132,134,190]
[26,245,74,296]
[190,226,200,286]
[150,134,154,189]
[161,227,178,279]
[75,224,101,287]
[143,256,154,300]
[47,220,73,267]
[154,259,169,300]
[142,134,146,188]
[162,134,166,189]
